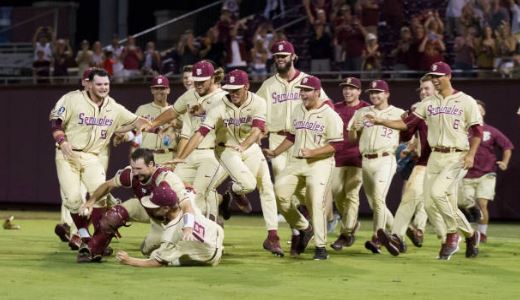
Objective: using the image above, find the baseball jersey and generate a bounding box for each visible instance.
[180,89,228,149]
[256,70,329,133]
[413,91,482,150]
[114,166,190,204]
[150,209,222,266]
[289,102,344,158]
[348,105,405,154]
[135,102,177,150]
[334,100,371,167]
[466,123,514,178]
[200,92,266,146]
[173,88,199,115]
[49,90,137,154]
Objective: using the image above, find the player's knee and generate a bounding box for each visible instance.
[63,196,84,213]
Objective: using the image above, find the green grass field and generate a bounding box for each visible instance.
[1,211,519,300]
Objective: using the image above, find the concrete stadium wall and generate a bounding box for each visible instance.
[1,79,519,220]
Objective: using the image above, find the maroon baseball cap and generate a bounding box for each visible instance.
[339,76,361,89]
[366,79,389,93]
[192,60,215,81]
[82,68,94,81]
[296,75,321,90]
[141,182,178,209]
[426,61,452,76]
[271,40,295,55]
[222,69,249,90]
[151,75,169,88]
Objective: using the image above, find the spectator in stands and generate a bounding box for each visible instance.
[106,35,125,82]
[509,52,520,78]
[32,26,54,63]
[390,26,413,72]
[475,25,498,77]
[424,10,445,36]
[199,27,225,67]
[361,32,381,78]
[250,38,269,80]
[303,0,333,25]
[103,49,116,76]
[418,27,446,70]
[216,7,235,45]
[264,0,285,19]
[486,0,510,31]
[359,0,380,35]
[381,0,404,33]
[495,21,518,76]
[75,40,93,79]
[91,41,105,69]
[142,41,161,76]
[407,25,427,72]
[337,15,367,72]
[33,50,51,84]
[177,30,200,72]
[52,38,72,80]
[460,1,483,36]
[222,0,240,18]
[309,21,333,72]
[452,34,476,76]
[224,21,249,72]
[445,0,469,38]
[121,36,144,80]
[508,0,520,36]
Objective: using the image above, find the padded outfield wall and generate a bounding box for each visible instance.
[1,79,518,220]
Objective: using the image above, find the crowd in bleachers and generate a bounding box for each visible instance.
[29,0,520,84]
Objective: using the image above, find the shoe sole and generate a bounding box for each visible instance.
[364,241,381,254]
[377,229,400,256]
[54,224,70,242]
[263,243,285,257]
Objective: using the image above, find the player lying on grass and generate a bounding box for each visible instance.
[116,182,224,267]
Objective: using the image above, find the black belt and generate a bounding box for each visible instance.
[363,152,390,159]
[196,147,215,150]
[432,147,464,153]
[153,149,175,154]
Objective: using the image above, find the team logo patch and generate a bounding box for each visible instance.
[157,78,162,84]
[372,82,377,88]
[278,44,284,51]
[57,106,65,116]
[347,78,351,84]
[230,76,235,83]
[196,69,202,76]
[303,78,308,84]
[483,131,491,142]
[432,64,438,71]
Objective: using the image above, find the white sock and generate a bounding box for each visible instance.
[478,224,488,235]
[78,228,90,238]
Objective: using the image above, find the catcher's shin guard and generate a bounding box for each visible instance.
[88,205,129,256]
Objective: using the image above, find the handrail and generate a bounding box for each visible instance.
[118,1,223,44]
[0,9,58,34]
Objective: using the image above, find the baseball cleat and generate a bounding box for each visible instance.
[3,216,21,230]
[364,236,381,254]
[227,189,252,214]
[330,234,350,251]
[297,225,314,254]
[76,245,102,263]
[406,227,423,247]
[103,246,114,257]
[54,223,71,242]
[263,236,284,257]
[290,234,301,256]
[68,234,83,250]
[377,229,400,256]
[438,233,460,260]
[313,247,330,260]
[465,231,480,258]
[219,193,232,220]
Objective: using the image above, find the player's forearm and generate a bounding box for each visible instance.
[501,149,512,165]
[123,257,162,267]
[88,181,113,205]
[347,130,359,143]
[467,136,481,157]
[177,133,204,159]
[308,144,336,158]
[273,138,294,156]
[176,138,188,158]
[240,128,262,150]
[151,107,177,128]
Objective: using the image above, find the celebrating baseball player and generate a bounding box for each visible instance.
[460,100,513,243]
[77,148,195,262]
[366,62,482,260]
[49,68,150,251]
[264,75,343,260]
[170,69,283,257]
[347,79,404,254]
[116,182,224,267]
[329,76,369,251]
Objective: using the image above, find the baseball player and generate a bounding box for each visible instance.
[171,69,283,257]
[49,68,149,252]
[264,75,344,260]
[348,80,404,254]
[77,148,194,262]
[461,100,513,242]
[126,75,179,164]
[367,62,482,260]
[182,64,194,90]
[116,182,224,267]
[329,76,369,251]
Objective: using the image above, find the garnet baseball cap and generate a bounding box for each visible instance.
[141,182,178,209]
[82,68,94,81]
[151,75,169,87]
[339,76,361,89]
[222,69,249,90]
[296,75,321,90]
[192,60,215,81]
[365,79,389,93]
[426,61,452,76]
[271,40,295,55]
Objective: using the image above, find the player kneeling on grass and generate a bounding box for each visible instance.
[116,182,224,267]
[77,148,195,263]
